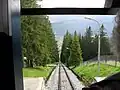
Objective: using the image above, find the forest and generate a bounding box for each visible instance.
[21,0,59,67]
[21,0,112,68]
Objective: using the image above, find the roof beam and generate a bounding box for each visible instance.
[21,8,115,15]
[107,8,119,15]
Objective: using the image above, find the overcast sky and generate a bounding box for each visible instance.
[48,15,115,23]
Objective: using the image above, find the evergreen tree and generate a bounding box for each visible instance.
[80,25,111,61]
[60,31,72,66]
[100,24,111,55]
[21,0,59,67]
[81,26,96,61]
[79,33,83,49]
[69,31,83,67]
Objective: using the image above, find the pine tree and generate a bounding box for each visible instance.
[100,24,111,55]
[60,30,72,66]
[79,33,82,49]
[21,0,59,67]
[81,26,96,61]
[69,31,83,67]
[80,25,111,61]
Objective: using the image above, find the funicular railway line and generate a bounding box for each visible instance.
[46,63,84,90]
[59,63,74,90]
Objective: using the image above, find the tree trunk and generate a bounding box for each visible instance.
[25,59,30,67]
[29,60,33,67]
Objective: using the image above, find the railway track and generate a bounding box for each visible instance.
[46,63,84,90]
[59,63,75,90]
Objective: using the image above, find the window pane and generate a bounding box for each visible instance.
[22,14,120,90]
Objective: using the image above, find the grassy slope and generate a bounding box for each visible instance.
[73,63,120,85]
[23,66,53,77]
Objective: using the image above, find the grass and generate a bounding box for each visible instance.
[73,63,120,86]
[23,66,54,77]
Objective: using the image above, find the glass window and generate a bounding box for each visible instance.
[22,15,119,90]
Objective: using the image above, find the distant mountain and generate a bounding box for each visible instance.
[51,17,115,38]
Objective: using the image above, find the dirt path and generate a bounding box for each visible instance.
[23,77,45,90]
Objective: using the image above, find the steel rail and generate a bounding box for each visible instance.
[61,64,75,90]
[58,63,61,90]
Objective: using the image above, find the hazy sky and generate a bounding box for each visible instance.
[48,15,97,23]
[51,15,115,37]
[48,15,115,24]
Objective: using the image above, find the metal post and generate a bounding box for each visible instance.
[84,17,101,75]
[98,31,101,75]
[0,0,23,90]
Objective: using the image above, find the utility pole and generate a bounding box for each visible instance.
[84,17,101,75]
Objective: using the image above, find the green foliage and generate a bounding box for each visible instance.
[73,63,120,86]
[79,25,111,61]
[60,31,72,65]
[21,0,37,8]
[23,66,53,77]
[68,31,83,67]
[81,26,96,61]
[100,24,111,55]
[61,31,83,67]
[21,0,59,67]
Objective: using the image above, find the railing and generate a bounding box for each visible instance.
[83,55,120,67]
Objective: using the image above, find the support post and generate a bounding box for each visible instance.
[0,0,23,90]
